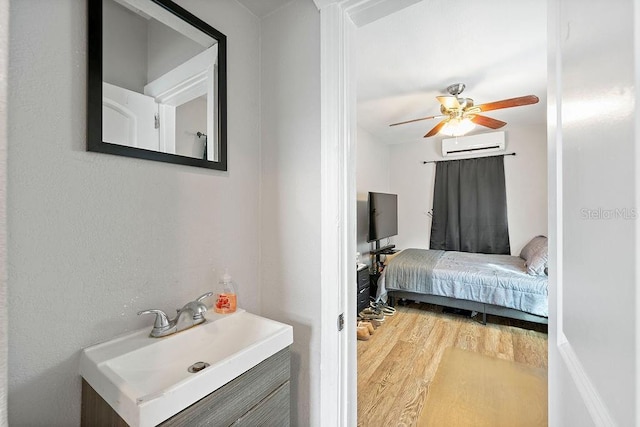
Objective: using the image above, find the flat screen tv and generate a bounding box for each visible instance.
[367,192,398,242]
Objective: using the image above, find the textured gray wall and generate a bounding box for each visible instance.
[0,0,7,424]
[7,1,260,425]
[260,1,321,425]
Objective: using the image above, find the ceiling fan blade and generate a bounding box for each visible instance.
[424,120,448,138]
[476,95,539,112]
[389,114,445,127]
[470,115,507,129]
[436,95,460,110]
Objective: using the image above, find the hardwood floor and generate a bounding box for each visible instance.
[357,303,548,427]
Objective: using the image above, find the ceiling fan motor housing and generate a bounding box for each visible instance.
[446,83,466,96]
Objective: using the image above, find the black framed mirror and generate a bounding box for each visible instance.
[88,0,227,170]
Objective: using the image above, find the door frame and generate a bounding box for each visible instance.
[318,4,356,425]
[316,1,422,425]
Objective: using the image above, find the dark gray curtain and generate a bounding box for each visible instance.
[429,155,510,254]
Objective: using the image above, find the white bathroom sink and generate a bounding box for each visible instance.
[79,309,293,427]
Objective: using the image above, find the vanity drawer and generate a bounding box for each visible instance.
[161,348,290,426]
[233,381,290,426]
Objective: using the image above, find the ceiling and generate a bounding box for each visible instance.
[357,0,547,145]
[235,0,294,18]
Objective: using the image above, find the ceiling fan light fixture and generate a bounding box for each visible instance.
[439,117,475,137]
[389,83,538,138]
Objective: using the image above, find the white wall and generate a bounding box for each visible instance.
[146,17,205,83]
[548,0,637,424]
[260,1,321,425]
[7,1,260,425]
[356,125,390,264]
[175,96,207,158]
[503,125,548,254]
[103,0,148,92]
[385,138,435,250]
[387,125,547,255]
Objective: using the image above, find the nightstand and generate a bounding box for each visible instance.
[357,265,370,314]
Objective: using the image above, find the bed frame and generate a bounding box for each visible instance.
[388,290,548,325]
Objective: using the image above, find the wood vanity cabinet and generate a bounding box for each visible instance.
[81,348,291,426]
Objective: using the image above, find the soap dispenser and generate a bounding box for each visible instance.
[214,269,237,314]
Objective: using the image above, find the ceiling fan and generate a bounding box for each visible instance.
[389,83,539,137]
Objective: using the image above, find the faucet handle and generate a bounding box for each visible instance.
[138,309,171,330]
[196,292,214,302]
[187,292,214,323]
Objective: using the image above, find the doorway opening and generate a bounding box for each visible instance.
[348,1,549,424]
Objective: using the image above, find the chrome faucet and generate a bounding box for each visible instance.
[138,292,214,338]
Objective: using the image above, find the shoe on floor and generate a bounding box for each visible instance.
[359,315,382,328]
[369,318,383,328]
[359,309,384,321]
[362,307,382,316]
[370,301,396,316]
[358,321,375,334]
[357,325,371,341]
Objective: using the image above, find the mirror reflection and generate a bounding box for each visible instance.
[91,0,226,168]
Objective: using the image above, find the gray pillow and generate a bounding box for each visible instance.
[520,235,548,276]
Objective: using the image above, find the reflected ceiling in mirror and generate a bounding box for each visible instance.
[88,0,227,170]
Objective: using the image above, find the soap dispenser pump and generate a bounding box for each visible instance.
[214,269,237,314]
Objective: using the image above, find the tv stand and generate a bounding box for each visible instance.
[371,244,395,255]
[370,241,398,273]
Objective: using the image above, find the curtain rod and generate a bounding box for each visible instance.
[422,152,516,165]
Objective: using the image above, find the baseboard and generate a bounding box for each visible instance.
[557,338,616,426]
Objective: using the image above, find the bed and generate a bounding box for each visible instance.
[377,248,548,324]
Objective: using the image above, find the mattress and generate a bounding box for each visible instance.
[382,248,548,317]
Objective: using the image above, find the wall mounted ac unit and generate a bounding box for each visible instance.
[441,131,506,157]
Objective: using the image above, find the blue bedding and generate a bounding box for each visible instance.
[382,248,548,317]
